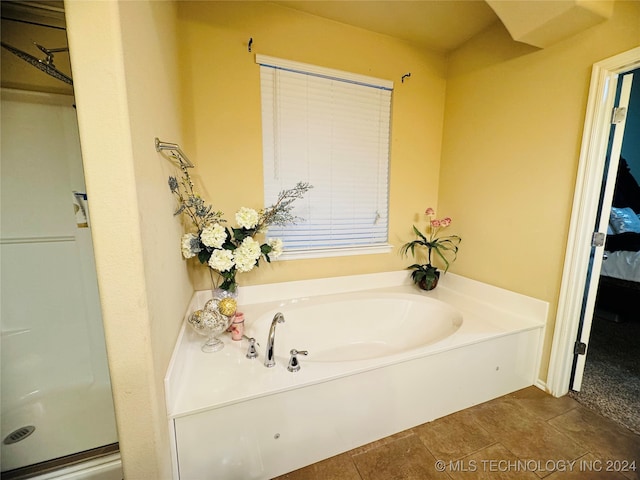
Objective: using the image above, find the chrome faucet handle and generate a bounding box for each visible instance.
[287,349,309,372]
[244,336,259,359]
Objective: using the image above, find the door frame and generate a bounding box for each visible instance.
[547,46,640,397]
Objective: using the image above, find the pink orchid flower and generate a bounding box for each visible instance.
[430,219,441,228]
[440,217,452,227]
[425,207,435,216]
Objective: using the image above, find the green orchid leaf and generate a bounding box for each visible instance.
[433,246,452,272]
[412,225,428,243]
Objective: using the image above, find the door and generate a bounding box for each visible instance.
[0,88,118,471]
[570,72,634,390]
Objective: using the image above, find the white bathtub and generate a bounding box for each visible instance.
[165,272,547,480]
[249,292,463,363]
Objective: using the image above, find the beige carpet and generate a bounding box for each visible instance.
[570,313,640,435]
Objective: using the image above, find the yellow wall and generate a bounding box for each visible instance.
[21,0,640,476]
[65,1,191,478]
[176,1,448,290]
[439,0,640,381]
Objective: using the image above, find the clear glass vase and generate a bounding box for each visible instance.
[187,308,233,353]
[187,287,239,353]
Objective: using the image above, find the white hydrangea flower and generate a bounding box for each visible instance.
[208,248,234,272]
[200,223,227,249]
[235,207,259,229]
[181,233,200,259]
[234,237,262,272]
[267,238,283,259]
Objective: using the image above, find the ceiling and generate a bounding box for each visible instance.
[2,1,501,54]
[274,1,501,53]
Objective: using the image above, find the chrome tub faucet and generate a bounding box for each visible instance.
[264,312,285,367]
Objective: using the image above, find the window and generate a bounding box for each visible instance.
[258,55,393,259]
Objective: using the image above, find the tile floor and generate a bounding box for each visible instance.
[274,387,640,480]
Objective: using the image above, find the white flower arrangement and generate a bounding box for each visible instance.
[169,164,311,292]
[200,223,227,249]
[235,207,260,230]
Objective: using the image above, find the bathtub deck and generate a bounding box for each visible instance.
[166,275,545,419]
[165,272,547,480]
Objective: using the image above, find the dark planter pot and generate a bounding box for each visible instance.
[418,268,440,291]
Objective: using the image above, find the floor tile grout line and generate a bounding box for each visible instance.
[567,403,640,437]
[348,452,365,480]
[542,404,581,423]
[349,430,417,458]
[547,404,640,462]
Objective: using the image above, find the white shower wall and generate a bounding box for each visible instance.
[0,89,118,472]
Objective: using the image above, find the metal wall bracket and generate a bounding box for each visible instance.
[155,138,194,168]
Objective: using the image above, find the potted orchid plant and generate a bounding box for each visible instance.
[169,163,311,294]
[400,207,461,290]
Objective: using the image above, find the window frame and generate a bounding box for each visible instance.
[257,55,394,260]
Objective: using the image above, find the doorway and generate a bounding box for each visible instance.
[569,68,640,435]
[547,47,640,428]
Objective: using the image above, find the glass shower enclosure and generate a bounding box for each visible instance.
[0,85,119,478]
[1,3,120,477]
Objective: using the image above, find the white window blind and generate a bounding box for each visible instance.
[258,55,393,258]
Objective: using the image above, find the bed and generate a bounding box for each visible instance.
[595,158,640,321]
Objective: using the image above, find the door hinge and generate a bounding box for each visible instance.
[612,106,627,124]
[574,341,587,355]
[592,231,605,247]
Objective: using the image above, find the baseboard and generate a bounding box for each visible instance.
[535,378,549,393]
